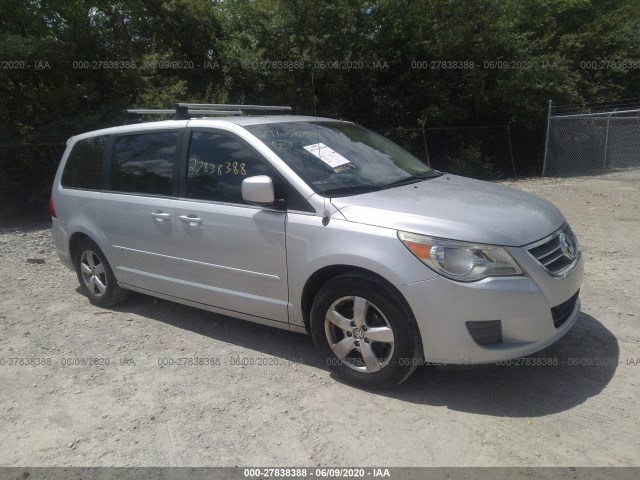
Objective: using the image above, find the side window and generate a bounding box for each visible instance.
[110,131,179,196]
[61,136,107,189]
[186,131,271,203]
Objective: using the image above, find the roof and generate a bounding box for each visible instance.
[70,115,347,142]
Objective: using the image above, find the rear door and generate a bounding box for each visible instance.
[175,128,289,323]
[98,129,184,294]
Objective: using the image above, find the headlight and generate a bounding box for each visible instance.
[398,231,523,282]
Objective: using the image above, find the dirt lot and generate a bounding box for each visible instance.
[1,170,639,467]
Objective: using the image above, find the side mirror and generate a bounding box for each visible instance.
[241,175,275,205]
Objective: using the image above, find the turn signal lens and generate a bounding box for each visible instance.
[403,240,433,260]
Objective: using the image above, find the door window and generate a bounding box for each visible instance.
[186,131,271,204]
[110,131,180,196]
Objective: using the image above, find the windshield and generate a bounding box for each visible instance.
[244,121,438,196]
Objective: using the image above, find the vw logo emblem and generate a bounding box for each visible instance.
[352,327,365,340]
[559,233,575,260]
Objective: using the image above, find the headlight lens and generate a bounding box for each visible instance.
[398,231,523,282]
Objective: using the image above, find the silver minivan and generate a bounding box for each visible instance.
[51,103,583,389]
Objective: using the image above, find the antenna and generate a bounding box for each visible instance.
[312,70,330,226]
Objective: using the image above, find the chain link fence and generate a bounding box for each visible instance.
[543,102,640,177]
[382,122,544,180]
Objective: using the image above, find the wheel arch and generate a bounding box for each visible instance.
[68,231,93,263]
[68,230,113,268]
[300,264,416,334]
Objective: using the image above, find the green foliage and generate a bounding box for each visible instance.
[0,0,639,221]
[447,143,501,180]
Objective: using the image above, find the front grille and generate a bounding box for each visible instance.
[551,290,580,328]
[528,225,580,276]
[466,320,503,346]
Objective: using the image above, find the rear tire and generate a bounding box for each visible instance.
[74,238,128,307]
[310,273,422,390]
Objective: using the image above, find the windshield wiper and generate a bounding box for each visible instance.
[381,173,441,189]
[321,184,383,196]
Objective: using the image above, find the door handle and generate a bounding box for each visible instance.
[179,214,203,226]
[150,211,171,221]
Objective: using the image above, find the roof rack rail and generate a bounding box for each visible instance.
[123,103,292,124]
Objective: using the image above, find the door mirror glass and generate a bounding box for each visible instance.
[241,176,275,205]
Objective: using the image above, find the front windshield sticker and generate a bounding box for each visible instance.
[303,143,351,168]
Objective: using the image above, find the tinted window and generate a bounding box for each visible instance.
[111,132,179,196]
[61,136,107,189]
[186,131,271,203]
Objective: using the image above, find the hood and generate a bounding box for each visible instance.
[331,174,565,246]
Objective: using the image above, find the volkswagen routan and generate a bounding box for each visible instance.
[50,103,583,389]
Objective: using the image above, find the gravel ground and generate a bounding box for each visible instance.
[0,170,639,467]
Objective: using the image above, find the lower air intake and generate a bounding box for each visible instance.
[551,290,580,328]
[466,320,503,346]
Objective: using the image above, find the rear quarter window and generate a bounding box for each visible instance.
[61,136,107,189]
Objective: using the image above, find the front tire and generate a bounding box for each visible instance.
[310,273,422,390]
[74,238,128,307]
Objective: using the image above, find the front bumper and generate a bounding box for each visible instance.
[397,253,583,365]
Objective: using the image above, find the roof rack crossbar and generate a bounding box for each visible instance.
[126,108,243,116]
[178,103,292,112]
[188,110,244,116]
[123,102,291,124]
[126,109,176,114]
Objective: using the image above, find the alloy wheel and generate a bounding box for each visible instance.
[79,250,107,297]
[324,296,395,373]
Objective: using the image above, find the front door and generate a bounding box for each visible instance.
[175,129,289,323]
